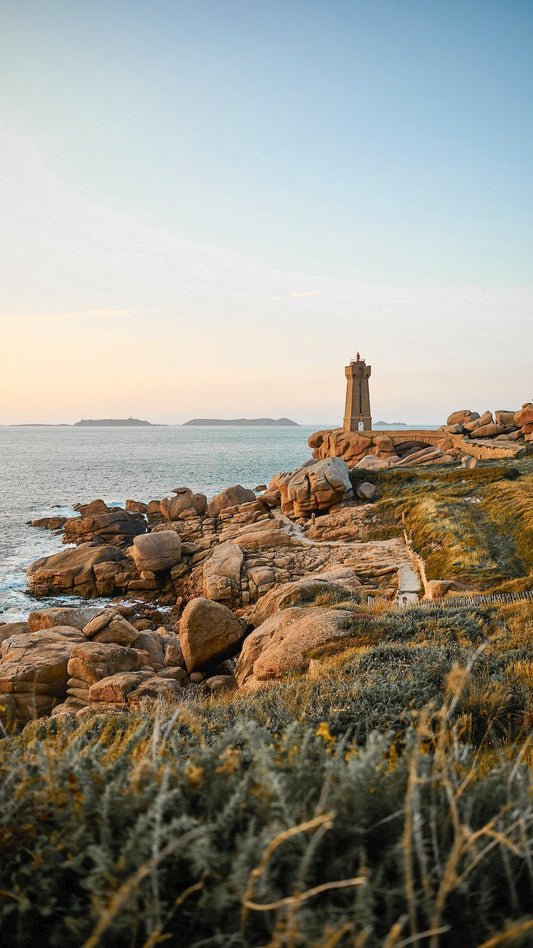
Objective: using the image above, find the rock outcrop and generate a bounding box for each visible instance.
[309,401,532,471]
[514,404,533,426]
[446,410,480,427]
[235,606,355,687]
[126,499,148,514]
[203,541,244,607]
[160,488,207,521]
[67,641,143,686]
[0,622,30,645]
[83,610,139,645]
[28,516,67,530]
[248,576,358,627]
[19,443,451,726]
[443,406,532,446]
[309,428,455,468]
[27,544,133,598]
[28,606,100,632]
[207,485,256,518]
[276,457,353,517]
[87,671,155,704]
[63,505,146,546]
[0,594,237,724]
[0,626,85,721]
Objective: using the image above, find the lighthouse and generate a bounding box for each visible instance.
[343,353,372,432]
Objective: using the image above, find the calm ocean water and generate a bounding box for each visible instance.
[0,424,321,621]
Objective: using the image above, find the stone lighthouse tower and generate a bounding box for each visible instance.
[343,353,372,432]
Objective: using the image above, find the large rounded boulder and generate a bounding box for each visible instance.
[130,531,182,573]
[235,606,355,687]
[160,488,207,521]
[278,457,352,518]
[207,485,256,518]
[179,597,246,672]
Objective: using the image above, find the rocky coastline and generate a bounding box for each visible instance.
[310,402,533,469]
[1,405,532,728]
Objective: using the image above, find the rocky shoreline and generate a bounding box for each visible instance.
[1,409,531,728]
[309,403,533,469]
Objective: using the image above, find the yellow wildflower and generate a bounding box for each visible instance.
[315,722,335,746]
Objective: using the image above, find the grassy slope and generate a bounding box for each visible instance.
[355,457,533,588]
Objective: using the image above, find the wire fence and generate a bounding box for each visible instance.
[389,588,533,611]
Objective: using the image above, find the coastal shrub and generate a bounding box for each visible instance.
[2,703,533,947]
[1,599,532,946]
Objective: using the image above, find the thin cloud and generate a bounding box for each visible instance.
[0,308,155,322]
[86,308,134,317]
[270,291,320,301]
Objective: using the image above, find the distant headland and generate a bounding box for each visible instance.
[183,418,299,427]
[375,420,408,427]
[75,418,155,427]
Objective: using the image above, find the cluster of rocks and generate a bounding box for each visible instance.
[0,452,432,724]
[6,404,530,729]
[268,456,353,516]
[0,602,243,723]
[442,404,533,443]
[63,499,147,546]
[26,486,252,602]
[0,562,378,723]
[309,403,533,471]
[0,565,373,724]
[309,429,455,469]
[25,462,357,605]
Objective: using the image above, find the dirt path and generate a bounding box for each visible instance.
[272,507,422,602]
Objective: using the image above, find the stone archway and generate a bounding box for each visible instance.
[392,439,438,460]
[308,428,455,467]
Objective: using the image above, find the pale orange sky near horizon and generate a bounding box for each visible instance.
[1,2,532,426]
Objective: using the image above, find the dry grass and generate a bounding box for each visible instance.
[3,663,533,947]
[364,461,533,589]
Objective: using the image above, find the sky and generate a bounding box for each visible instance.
[0,0,532,425]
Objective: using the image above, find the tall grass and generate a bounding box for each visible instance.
[361,461,533,587]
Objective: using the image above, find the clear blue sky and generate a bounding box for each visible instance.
[1,0,532,423]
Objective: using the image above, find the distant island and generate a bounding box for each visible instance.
[183,418,299,427]
[74,418,154,427]
[375,420,408,427]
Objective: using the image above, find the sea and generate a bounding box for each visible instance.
[0,424,324,621]
[0,423,438,622]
